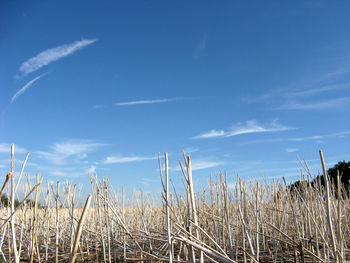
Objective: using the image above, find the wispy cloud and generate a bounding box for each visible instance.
[11,73,46,103]
[241,89,277,104]
[171,159,223,171]
[140,177,159,186]
[35,164,98,178]
[192,120,294,139]
[53,140,103,155]
[103,155,157,164]
[182,147,200,154]
[37,139,105,165]
[242,130,350,145]
[0,143,28,154]
[193,34,207,59]
[276,97,350,110]
[319,67,350,82]
[115,98,176,106]
[288,82,350,97]
[93,105,105,109]
[242,135,323,145]
[286,148,298,153]
[88,165,97,174]
[191,160,223,171]
[19,38,97,76]
[194,130,225,139]
[242,64,350,110]
[50,171,83,178]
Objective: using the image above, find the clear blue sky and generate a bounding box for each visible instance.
[1,1,350,195]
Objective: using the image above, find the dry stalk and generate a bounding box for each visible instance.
[319,150,338,263]
[69,194,92,263]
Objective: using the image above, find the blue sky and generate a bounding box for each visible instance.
[1,1,350,195]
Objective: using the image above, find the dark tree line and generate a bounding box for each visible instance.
[289,160,350,198]
[0,194,37,208]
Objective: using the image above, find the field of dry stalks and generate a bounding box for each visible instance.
[0,145,349,263]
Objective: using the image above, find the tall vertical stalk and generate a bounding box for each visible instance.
[10,144,19,263]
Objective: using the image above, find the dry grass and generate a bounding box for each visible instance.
[0,145,349,263]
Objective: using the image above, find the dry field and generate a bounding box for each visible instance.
[0,146,349,263]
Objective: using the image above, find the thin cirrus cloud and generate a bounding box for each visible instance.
[276,97,350,110]
[242,66,350,107]
[11,73,47,103]
[286,148,298,153]
[103,155,157,164]
[37,139,105,165]
[93,105,105,109]
[193,34,207,59]
[115,98,176,106]
[241,135,323,145]
[192,120,294,139]
[19,38,97,76]
[49,165,97,178]
[170,159,223,171]
[187,160,223,171]
[241,130,350,145]
[50,171,83,178]
[0,143,28,154]
[288,82,350,97]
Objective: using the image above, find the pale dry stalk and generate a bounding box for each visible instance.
[69,194,92,263]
